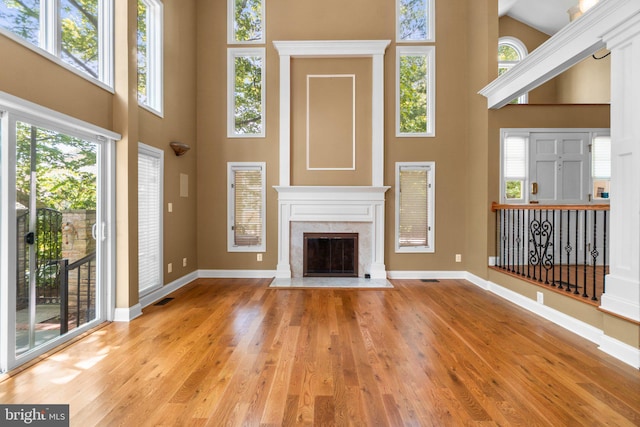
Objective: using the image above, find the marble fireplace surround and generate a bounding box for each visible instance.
[274,186,389,279]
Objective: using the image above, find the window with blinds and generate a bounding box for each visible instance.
[395,162,435,253]
[138,143,163,295]
[503,134,527,201]
[228,162,266,252]
[592,135,611,200]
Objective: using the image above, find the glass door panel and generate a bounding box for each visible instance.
[14,121,99,357]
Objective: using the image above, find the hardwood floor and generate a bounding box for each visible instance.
[1,278,639,426]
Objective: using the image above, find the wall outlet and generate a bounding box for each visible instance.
[257,253,262,262]
[537,291,544,304]
[168,202,173,213]
[183,257,187,267]
[455,254,462,263]
[168,263,172,273]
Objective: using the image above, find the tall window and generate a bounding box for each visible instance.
[228,0,263,43]
[397,0,435,42]
[396,162,435,253]
[592,135,611,200]
[227,48,265,137]
[228,162,265,252]
[498,37,528,104]
[137,0,163,115]
[396,46,435,137]
[138,142,163,295]
[227,0,265,138]
[0,0,113,86]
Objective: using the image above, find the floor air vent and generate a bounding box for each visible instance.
[420,279,440,283]
[154,297,174,306]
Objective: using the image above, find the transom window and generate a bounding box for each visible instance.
[0,0,113,87]
[397,0,435,42]
[228,0,264,44]
[137,0,163,115]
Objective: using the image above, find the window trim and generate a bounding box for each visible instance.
[137,142,164,296]
[0,0,114,90]
[395,161,436,253]
[227,47,266,138]
[137,0,164,117]
[227,162,266,253]
[396,45,436,137]
[396,0,435,42]
[227,0,265,44]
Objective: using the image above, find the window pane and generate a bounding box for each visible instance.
[233,168,263,247]
[138,147,162,293]
[504,136,526,178]
[234,54,263,135]
[233,0,262,42]
[60,0,99,79]
[398,0,429,41]
[498,44,520,61]
[505,180,523,199]
[0,0,40,45]
[592,136,611,179]
[399,167,429,247]
[399,54,428,134]
[137,0,148,104]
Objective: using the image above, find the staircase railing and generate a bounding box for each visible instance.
[492,202,609,303]
[60,252,96,334]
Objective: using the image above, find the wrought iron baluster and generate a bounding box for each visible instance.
[603,210,608,295]
[582,210,588,297]
[591,211,599,301]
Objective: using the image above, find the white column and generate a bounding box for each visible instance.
[278,54,291,187]
[372,53,385,187]
[600,14,640,322]
[369,200,387,279]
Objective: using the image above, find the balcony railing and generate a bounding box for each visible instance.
[492,202,609,304]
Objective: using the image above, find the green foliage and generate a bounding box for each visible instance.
[16,122,97,211]
[234,0,262,42]
[234,55,263,135]
[137,0,148,103]
[0,0,99,78]
[398,0,428,40]
[505,180,522,199]
[399,55,428,134]
[498,44,520,62]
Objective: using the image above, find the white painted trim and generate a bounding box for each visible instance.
[228,162,267,252]
[273,40,390,187]
[0,91,120,141]
[139,271,199,308]
[396,45,436,137]
[113,304,142,322]
[395,162,435,253]
[227,47,266,138]
[306,74,356,171]
[464,273,640,369]
[227,0,265,44]
[396,0,435,42]
[479,0,640,109]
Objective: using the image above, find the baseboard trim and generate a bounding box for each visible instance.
[463,272,639,369]
[113,303,142,322]
[139,271,199,309]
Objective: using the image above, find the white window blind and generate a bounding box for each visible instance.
[592,136,611,179]
[504,135,526,178]
[396,163,435,252]
[138,144,163,294]
[228,163,265,251]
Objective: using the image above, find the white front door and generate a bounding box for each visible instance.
[529,132,591,204]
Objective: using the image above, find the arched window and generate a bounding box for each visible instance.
[498,37,528,104]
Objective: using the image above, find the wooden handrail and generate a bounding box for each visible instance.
[491,202,610,212]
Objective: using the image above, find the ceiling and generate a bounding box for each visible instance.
[499,0,578,35]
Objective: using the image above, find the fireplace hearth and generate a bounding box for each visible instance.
[303,233,358,277]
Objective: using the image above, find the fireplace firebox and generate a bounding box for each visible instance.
[303,233,358,277]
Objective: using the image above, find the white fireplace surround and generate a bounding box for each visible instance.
[273,40,391,279]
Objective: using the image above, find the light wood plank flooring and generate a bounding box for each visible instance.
[1,278,639,426]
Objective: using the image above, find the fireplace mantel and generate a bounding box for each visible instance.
[274,186,389,279]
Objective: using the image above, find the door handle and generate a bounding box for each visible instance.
[25,231,35,245]
[531,182,538,195]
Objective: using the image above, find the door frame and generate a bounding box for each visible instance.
[0,92,119,373]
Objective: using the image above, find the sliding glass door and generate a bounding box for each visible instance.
[1,102,115,372]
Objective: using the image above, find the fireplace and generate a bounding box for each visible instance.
[304,233,358,277]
